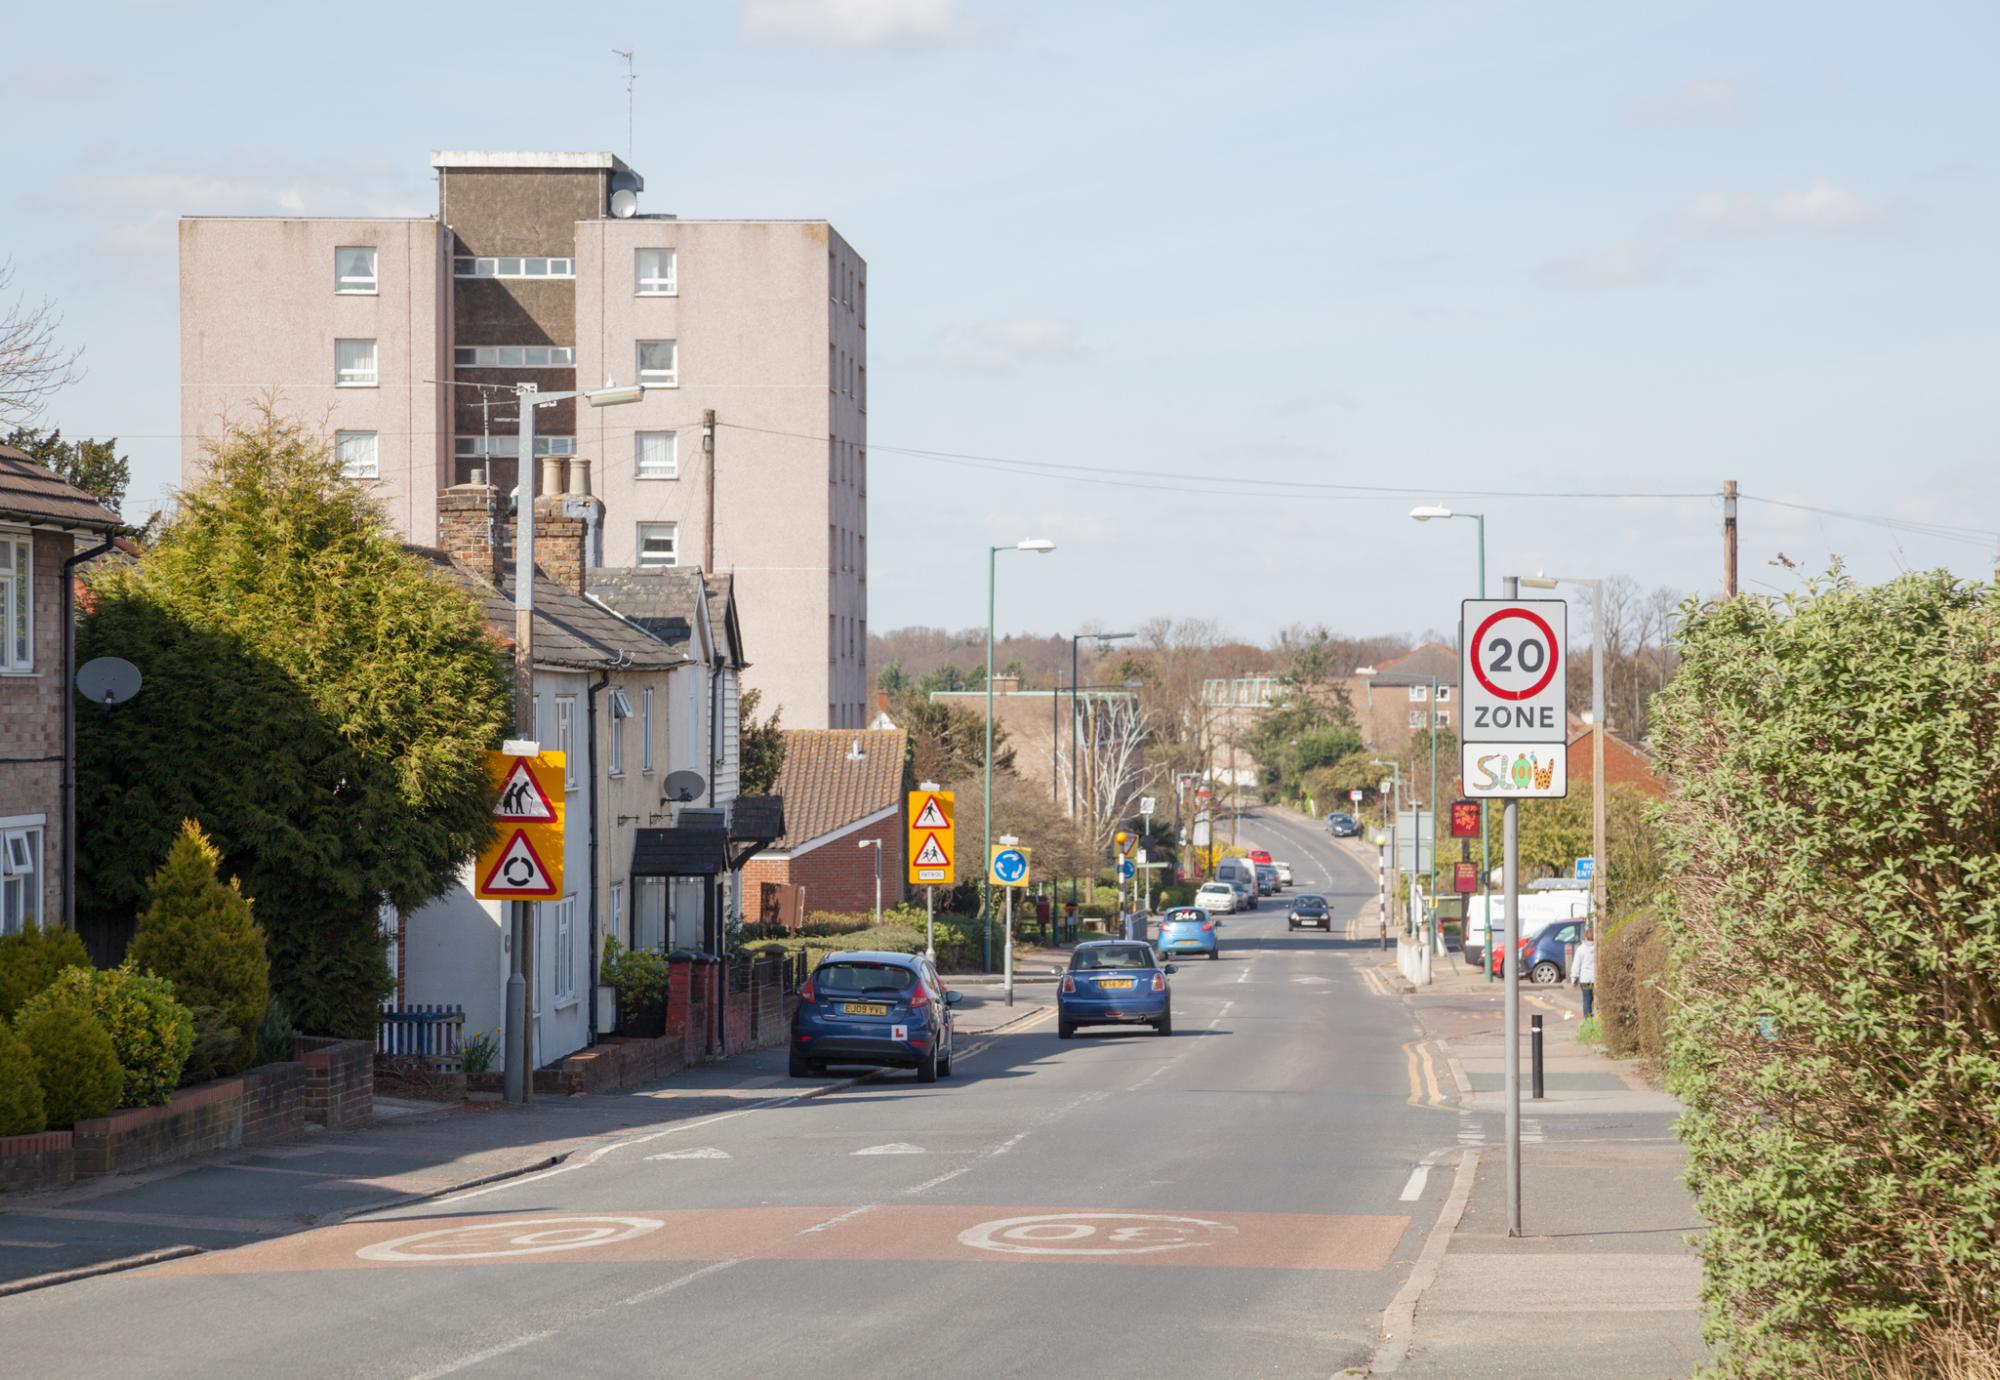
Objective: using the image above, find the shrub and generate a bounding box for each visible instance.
[1652,570,2000,1376]
[19,965,193,1107]
[601,938,669,1018]
[253,995,297,1067]
[0,922,91,1023]
[15,1000,122,1128]
[0,1020,47,1135]
[179,1005,243,1087]
[1596,906,1657,1058]
[127,819,268,1068]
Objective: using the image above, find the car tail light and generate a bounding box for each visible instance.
[1061,975,1075,993]
[799,978,816,1004]
[1201,921,1213,932]
[1151,972,1166,992]
[908,985,931,1011]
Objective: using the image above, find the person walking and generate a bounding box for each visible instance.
[1572,925,1598,1018]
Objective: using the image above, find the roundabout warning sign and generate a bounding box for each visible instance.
[1462,599,1568,799]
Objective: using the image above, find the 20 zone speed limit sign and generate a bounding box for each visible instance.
[1462,600,1567,741]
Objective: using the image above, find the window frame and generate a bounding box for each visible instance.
[454,345,575,369]
[610,882,626,949]
[455,435,575,460]
[636,340,678,389]
[453,256,574,279]
[335,430,379,480]
[1407,684,1429,702]
[555,696,578,792]
[545,895,577,1005]
[1408,709,1428,728]
[1435,686,1453,703]
[0,824,44,935]
[636,523,678,570]
[0,533,31,673]
[635,248,678,296]
[634,431,678,481]
[641,688,655,774]
[334,338,378,388]
[335,246,378,295]
[608,687,631,777]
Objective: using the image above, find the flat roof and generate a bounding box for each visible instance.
[432,150,639,180]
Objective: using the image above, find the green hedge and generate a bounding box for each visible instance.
[15,1001,121,1129]
[0,923,89,1023]
[0,1020,47,1136]
[20,965,193,1108]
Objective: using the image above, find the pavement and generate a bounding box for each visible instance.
[0,807,1709,1377]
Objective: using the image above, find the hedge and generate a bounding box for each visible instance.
[0,923,90,1023]
[15,1001,121,1129]
[20,965,193,1108]
[0,1020,47,1136]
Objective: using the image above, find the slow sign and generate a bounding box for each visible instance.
[1461,599,1568,800]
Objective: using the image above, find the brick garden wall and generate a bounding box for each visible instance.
[297,1037,374,1129]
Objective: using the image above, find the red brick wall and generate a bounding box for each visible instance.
[241,1062,306,1144]
[0,531,78,931]
[297,1037,374,1129]
[0,1130,73,1191]
[785,811,907,916]
[70,1080,244,1177]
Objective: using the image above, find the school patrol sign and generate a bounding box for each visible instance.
[908,789,956,886]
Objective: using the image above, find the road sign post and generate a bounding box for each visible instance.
[480,745,566,1107]
[989,843,1030,1006]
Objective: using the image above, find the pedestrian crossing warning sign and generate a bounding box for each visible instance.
[478,828,561,899]
[913,834,950,868]
[494,758,558,823]
[907,789,956,886]
[912,796,949,830]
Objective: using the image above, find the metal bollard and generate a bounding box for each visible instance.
[1530,1014,1545,1100]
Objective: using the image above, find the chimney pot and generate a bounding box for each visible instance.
[541,455,563,499]
[569,457,592,496]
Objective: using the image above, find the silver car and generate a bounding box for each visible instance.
[1193,881,1238,914]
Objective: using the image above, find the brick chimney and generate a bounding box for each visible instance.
[437,475,503,586]
[991,673,1023,695]
[508,459,603,596]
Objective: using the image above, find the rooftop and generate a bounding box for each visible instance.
[0,445,122,533]
[770,729,907,852]
[411,548,689,673]
[431,151,642,187]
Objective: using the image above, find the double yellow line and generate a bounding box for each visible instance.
[1403,1040,1450,1110]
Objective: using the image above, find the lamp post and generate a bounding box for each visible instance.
[1412,503,1491,979]
[502,377,641,1106]
[985,538,1056,969]
[1370,759,1401,938]
[1522,574,1606,932]
[857,838,882,928]
[1068,632,1136,909]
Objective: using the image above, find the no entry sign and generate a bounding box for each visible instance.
[1461,600,1567,743]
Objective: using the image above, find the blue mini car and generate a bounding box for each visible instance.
[790,951,961,1082]
[1156,906,1219,961]
[1058,940,1176,1038]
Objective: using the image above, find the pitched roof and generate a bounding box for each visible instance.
[0,445,122,532]
[410,548,690,672]
[770,728,907,851]
[1359,642,1459,686]
[705,572,746,669]
[588,566,707,652]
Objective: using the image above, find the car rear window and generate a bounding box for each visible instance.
[815,962,917,996]
[1071,945,1155,971]
[1164,909,1204,924]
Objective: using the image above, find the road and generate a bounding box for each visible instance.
[3,809,1465,1379]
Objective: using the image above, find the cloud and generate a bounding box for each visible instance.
[1680,181,1888,233]
[935,319,1083,371]
[82,161,428,255]
[740,0,974,47]
[1629,80,1743,123]
[1541,245,1670,290]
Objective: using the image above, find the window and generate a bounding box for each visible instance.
[336,246,377,294]
[454,345,575,368]
[635,877,667,951]
[1408,710,1428,728]
[637,523,677,569]
[1407,685,1429,702]
[335,431,378,480]
[544,896,576,1004]
[453,257,574,279]
[635,431,678,480]
[0,535,31,671]
[635,248,677,295]
[455,435,574,459]
[555,696,577,791]
[859,364,866,413]
[637,340,677,387]
[641,688,654,773]
[335,338,377,387]
[858,536,866,582]
[608,688,631,775]
[1436,686,1453,703]
[859,278,865,327]
[610,883,625,948]
[1435,709,1452,727]
[1,826,43,934]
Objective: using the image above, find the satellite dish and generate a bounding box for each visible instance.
[610,188,639,219]
[77,656,142,706]
[663,770,706,803]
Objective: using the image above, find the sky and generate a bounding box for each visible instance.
[7,0,1997,642]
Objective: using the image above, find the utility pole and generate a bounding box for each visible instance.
[505,384,540,1107]
[1722,479,1738,598]
[704,409,717,572]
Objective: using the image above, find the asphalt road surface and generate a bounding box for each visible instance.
[3,809,1462,1379]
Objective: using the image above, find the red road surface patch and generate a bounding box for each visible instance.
[152,1206,1408,1277]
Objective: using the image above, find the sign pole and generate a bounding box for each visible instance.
[1004,887,1015,1008]
[1502,573,1524,1236]
[926,885,935,961]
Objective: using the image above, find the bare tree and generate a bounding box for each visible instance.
[0,263,83,427]
[1051,694,1161,857]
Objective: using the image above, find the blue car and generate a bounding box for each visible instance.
[790,951,961,1082]
[1058,940,1176,1038]
[1156,906,1220,961]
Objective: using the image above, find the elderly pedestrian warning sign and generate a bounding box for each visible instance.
[495,758,558,822]
[479,829,559,898]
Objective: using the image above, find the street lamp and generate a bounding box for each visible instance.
[503,377,640,1107]
[1066,631,1137,908]
[1521,574,1606,934]
[857,838,883,928]
[1408,505,1486,598]
[1370,759,1401,943]
[985,538,1056,968]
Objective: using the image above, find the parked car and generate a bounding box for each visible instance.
[1156,906,1220,961]
[1193,880,1238,914]
[1274,861,1293,886]
[1254,863,1279,896]
[1488,918,1584,984]
[1288,894,1333,931]
[791,951,961,1081]
[1059,940,1176,1037]
[1326,813,1362,838]
[1468,890,1588,970]
[1214,858,1259,909]
[1247,848,1273,867]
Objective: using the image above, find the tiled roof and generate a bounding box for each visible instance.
[411,548,689,672]
[770,728,907,851]
[1362,642,1459,685]
[588,566,706,651]
[705,572,746,669]
[0,446,121,531]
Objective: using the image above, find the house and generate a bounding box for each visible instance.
[1349,643,1460,752]
[740,728,908,924]
[1565,722,1666,799]
[0,446,122,935]
[928,677,1144,819]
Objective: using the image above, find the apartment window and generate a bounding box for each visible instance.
[335,338,377,387]
[610,882,626,948]
[555,696,577,791]
[0,535,31,672]
[545,895,576,1004]
[335,246,377,294]
[641,688,655,773]
[829,343,836,391]
[636,878,666,951]
[1436,686,1453,703]
[1435,709,1452,728]
[635,248,677,295]
[608,688,631,776]
[454,345,575,368]
[636,340,678,388]
[858,535,867,582]
[635,431,678,480]
[1408,710,1428,729]
[637,523,677,569]
[455,435,574,459]
[335,431,378,480]
[859,364,866,413]
[453,257,574,279]
[859,278,866,328]
[829,615,837,661]
[1407,685,1429,702]
[0,825,43,934]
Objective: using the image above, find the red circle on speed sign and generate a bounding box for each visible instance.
[1470,607,1561,702]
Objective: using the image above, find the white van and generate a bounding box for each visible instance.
[1464,885,1589,966]
[1214,857,1260,910]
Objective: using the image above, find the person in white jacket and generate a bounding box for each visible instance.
[1571,927,1598,1018]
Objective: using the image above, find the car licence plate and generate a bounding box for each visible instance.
[1097,979,1135,989]
[841,1002,888,1015]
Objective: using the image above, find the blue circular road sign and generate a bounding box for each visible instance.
[1117,858,1136,882]
[993,848,1028,883]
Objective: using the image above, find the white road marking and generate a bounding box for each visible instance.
[959,1212,1238,1257]
[406,1330,559,1380]
[988,1130,1030,1157]
[615,1258,743,1307]
[1207,998,1235,1031]
[902,1165,975,1195]
[795,1203,878,1236]
[646,1146,731,1161]
[359,1216,663,1264]
[1399,1167,1430,1201]
[853,1142,925,1156]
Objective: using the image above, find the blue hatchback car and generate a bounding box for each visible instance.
[1156,906,1219,961]
[1059,940,1176,1038]
[790,951,961,1082]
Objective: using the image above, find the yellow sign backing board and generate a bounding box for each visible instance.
[908,790,955,886]
[475,751,565,899]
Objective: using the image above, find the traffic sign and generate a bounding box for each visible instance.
[1449,800,1482,838]
[1461,599,1567,744]
[1117,858,1136,882]
[1461,743,1568,799]
[1453,861,1480,894]
[1349,789,1363,802]
[1575,856,1595,881]
[908,789,957,885]
[476,750,565,899]
[989,845,1030,888]
[1139,796,1156,816]
[1115,832,1135,857]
